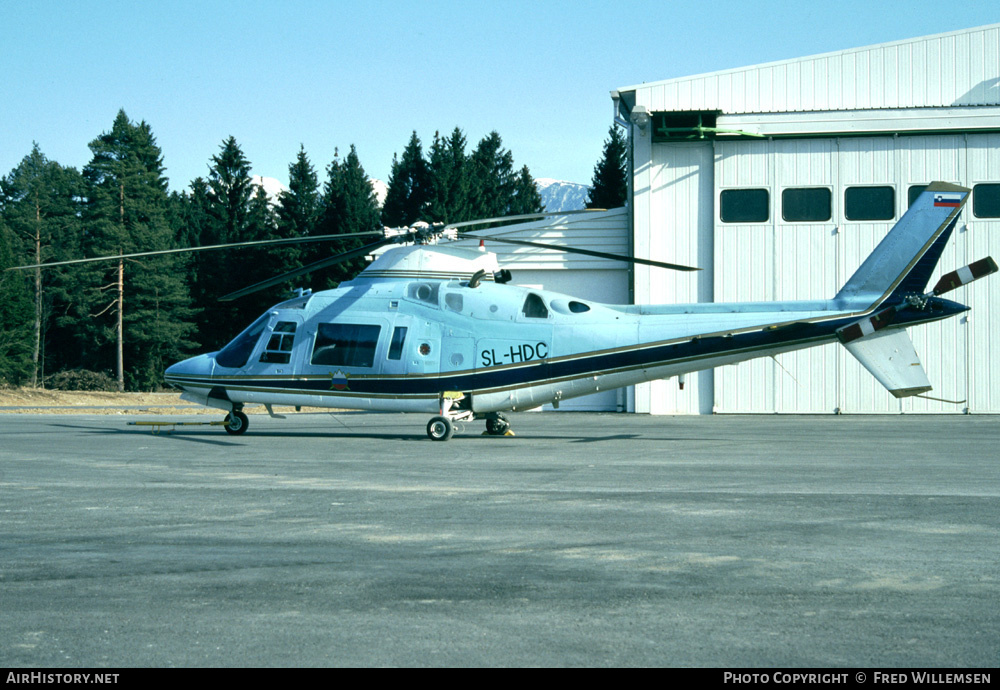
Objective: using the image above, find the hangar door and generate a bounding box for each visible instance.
[711,135,998,414]
[632,141,715,415]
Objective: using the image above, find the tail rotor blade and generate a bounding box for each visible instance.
[932,257,998,296]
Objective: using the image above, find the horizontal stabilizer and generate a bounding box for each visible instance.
[932,257,998,295]
[843,329,932,399]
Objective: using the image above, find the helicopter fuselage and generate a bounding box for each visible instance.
[163,266,964,417]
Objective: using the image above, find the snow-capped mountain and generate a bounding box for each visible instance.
[370,178,387,206]
[535,178,590,212]
[251,175,388,207]
[250,175,584,213]
[251,175,287,204]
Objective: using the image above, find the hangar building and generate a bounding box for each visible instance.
[605,22,1000,415]
[454,24,1000,415]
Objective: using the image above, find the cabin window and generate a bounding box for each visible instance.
[311,323,382,368]
[720,189,769,223]
[260,321,296,364]
[781,188,831,222]
[844,186,895,221]
[215,313,269,369]
[387,326,408,360]
[444,293,464,312]
[973,183,1000,218]
[521,293,549,319]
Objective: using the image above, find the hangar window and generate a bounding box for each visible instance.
[973,184,1000,218]
[720,189,769,223]
[311,323,382,368]
[781,188,831,222]
[260,321,296,364]
[845,186,895,221]
[908,185,928,208]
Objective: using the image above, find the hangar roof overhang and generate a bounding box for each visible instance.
[613,22,1000,136]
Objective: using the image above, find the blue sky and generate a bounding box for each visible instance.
[2,0,997,191]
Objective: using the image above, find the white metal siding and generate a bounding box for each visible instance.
[632,141,715,415]
[706,133,1000,414]
[623,23,1000,114]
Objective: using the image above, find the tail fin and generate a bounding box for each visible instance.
[835,182,970,307]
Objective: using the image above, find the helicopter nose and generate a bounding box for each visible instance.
[164,353,215,390]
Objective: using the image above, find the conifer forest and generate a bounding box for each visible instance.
[0,112,626,391]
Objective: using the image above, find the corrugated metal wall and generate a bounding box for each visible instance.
[708,133,1000,414]
[632,141,715,414]
[625,23,1000,114]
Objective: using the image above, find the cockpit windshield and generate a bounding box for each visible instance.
[215,313,269,369]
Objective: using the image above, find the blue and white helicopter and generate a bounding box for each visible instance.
[13,182,995,439]
[155,181,994,440]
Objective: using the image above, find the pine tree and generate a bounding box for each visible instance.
[277,145,321,241]
[0,216,34,386]
[80,110,197,390]
[237,181,285,319]
[0,143,84,386]
[314,145,381,289]
[381,131,430,227]
[509,165,544,216]
[193,137,257,350]
[425,128,471,224]
[467,131,516,219]
[586,126,628,209]
[206,136,253,245]
[271,146,319,288]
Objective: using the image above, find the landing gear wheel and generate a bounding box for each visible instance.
[427,415,454,441]
[485,413,510,436]
[224,410,249,435]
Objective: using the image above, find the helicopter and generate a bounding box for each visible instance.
[11,182,997,440]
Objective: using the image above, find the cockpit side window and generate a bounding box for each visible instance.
[387,326,407,360]
[216,313,269,369]
[521,293,549,319]
[260,321,296,364]
[311,323,382,368]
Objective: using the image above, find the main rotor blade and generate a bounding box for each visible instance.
[6,231,384,271]
[220,237,395,301]
[456,233,700,272]
[444,208,610,231]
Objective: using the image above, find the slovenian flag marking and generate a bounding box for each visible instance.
[933,192,963,207]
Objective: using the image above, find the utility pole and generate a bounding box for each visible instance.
[32,197,42,388]
[117,181,125,393]
[116,258,124,392]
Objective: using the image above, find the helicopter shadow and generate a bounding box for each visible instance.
[45,421,732,446]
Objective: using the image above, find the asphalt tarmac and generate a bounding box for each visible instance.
[1,412,997,668]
